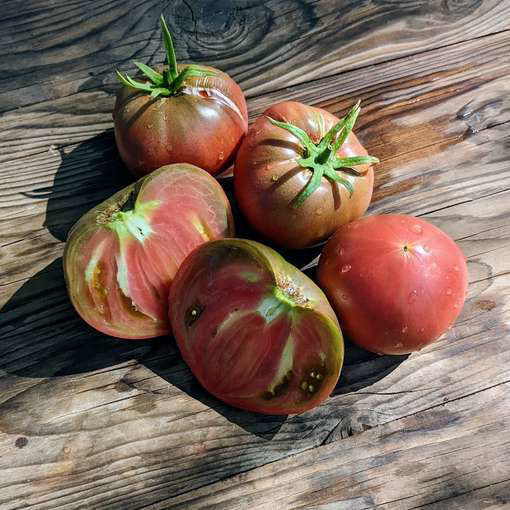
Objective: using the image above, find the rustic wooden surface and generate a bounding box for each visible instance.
[1,1,509,509]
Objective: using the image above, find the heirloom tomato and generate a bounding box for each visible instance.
[64,164,234,339]
[114,16,248,177]
[234,101,378,248]
[169,239,344,415]
[317,215,468,355]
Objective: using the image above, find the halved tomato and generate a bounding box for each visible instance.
[64,164,234,339]
[169,239,344,415]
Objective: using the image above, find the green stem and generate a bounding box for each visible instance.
[115,14,216,97]
[331,101,360,153]
[265,101,379,207]
[316,146,331,165]
[160,15,178,81]
[291,165,324,208]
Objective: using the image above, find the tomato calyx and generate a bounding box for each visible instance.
[267,101,379,207]
[115,15,216,99]
[100,180,159,244]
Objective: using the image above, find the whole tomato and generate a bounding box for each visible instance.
[114,16,248,177]
[169,239,344,415]
[64,164,234,339]
[317,215,468,355]
[234,101,378,249]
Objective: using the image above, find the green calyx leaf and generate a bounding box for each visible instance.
[114,14,216,98]
[160,14,178,81]
[266,117,316,154]
[267,101,379,207]
[133,61,164,85]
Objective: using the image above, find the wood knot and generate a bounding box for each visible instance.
[15,437,28,449]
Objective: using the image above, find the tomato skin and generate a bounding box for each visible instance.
[317,215,468,355]
[169,239,344,415]
[114,65,248,177]
[234,101,374,249]
[64,164,234,339]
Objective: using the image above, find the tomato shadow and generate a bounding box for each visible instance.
[0,256,285,439]
[22,130,133,242]
[142,349,288,440]
[0,258,157,378]
[333,339,409,396]
[1,132,286,439]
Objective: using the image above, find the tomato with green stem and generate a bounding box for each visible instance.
[114,15,248,177]
[169,239,344,415]
[234,101,378,249]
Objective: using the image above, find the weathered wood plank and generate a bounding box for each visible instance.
[1,5,510,510]
[2,27,510,164]
[159,383,510,510]
[1,0,509,114]
[2,31,509,284]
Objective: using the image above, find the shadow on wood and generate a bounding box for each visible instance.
[23,131,133,242]
[0,132,407,441]
[0,254,407,441]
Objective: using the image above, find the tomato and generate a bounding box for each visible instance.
[64,164,234,339]
[317,215,468,355]
[234,101,378,249]
[114,16,248,177]
[169,239,344,415]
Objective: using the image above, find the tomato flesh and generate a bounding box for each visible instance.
[64,164,234,339]
[169,239,344,415]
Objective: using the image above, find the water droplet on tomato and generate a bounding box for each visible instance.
[408,290,418,304]
[341,264,351,273]
[453,302,459,309]
[337,247,344,256]
[395,342,403,348]
[446,288,452,295]
[419,328,425,333]
[401,325,408,333]
[423,244,430,253]
[453,265,459,271]
[411,224,423,234]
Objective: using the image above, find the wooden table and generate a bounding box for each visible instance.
[1,2,510,508]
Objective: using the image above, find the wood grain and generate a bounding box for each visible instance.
[160,383,510,509]
[1,2,510,509]
[0,0,509,113]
